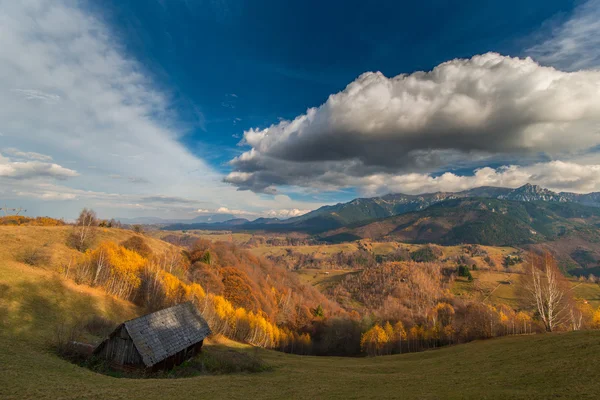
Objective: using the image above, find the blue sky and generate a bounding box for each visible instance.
[98,0,575,169]
[1,0,600,220]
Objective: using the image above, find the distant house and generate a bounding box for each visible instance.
[93,302,211,371]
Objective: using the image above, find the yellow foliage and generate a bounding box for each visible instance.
[592,307,600,329]
[79,241,146,298]
[360,324,389,356]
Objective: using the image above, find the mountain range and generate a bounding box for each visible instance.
[162,184,600,233]
[320,197,600,246]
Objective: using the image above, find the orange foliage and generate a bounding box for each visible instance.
[0,216,64,226]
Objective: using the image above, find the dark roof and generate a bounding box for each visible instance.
[117,302,211,367]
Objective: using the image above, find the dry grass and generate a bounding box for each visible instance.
[148,230,254,245]
[453,270,600,308]
[294,268,360,291]
[0,226,178,275]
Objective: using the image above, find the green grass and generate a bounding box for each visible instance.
[571,283,600,308]
[2,326,600,399]
[453,271,600,308]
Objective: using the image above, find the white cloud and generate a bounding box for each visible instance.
[265,208,310,218]
[0,152,78,180]
[16,190,77,201]
[527,0,600,71]
[216,207,251,215]
[351,161,600,196]
[3,148,53,161]
[226,53,600,193]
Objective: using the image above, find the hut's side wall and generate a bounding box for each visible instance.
[150,340,204,372]
[96,326,144,368]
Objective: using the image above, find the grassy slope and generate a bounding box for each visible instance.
[453,271,600,309]
[0,226,176,272]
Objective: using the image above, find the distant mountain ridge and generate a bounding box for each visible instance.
[117,213,238,225]
[161,184,600,233]
[284,184,600,227]
[320,197,600,246]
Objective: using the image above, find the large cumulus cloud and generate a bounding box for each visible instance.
[225,53,600,193]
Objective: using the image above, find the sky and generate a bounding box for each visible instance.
[1,0,600,220]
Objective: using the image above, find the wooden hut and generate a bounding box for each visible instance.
[93,302,211,371]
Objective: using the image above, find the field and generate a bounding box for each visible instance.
[149,229,254,245]
[452,271,600,308]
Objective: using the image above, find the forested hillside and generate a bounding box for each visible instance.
[323,198,600,246]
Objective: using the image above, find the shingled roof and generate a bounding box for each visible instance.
[121,302,211,367]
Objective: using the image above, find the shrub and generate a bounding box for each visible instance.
[53,320,86,361]
[484,255,496,267]
[17,246,51,266]
[410,245,441,263]
[312,304,325,318]
[121,236,153,259]
[0,216,65,226]
[504,254,522,267]
[458,265,473,281]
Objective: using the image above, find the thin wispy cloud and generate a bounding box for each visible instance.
[0,0,319,218]
[528,0,600,70]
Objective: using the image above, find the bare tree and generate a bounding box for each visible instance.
[520,253,571,332]
[67,208,98,251]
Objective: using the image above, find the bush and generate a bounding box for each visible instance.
[121,236,153,259]
[17,246,51,266]
[66,229,96,252]
[410,245,441,263]
[53,320,86,361]
[484,255,496,267]
[504,255,522,267]
[458,265,473,281]
[0,216,64,226]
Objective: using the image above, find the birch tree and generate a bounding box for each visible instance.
[521,253,571,332]
[68,208,98,251]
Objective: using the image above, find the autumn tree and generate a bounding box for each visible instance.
[360,324,388,356]
[520,253,572,332]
